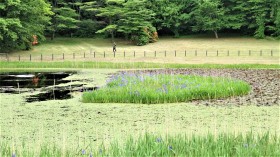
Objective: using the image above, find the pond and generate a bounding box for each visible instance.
[0,72,74,89]
[0,71,97,102]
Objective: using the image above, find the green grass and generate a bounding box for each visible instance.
[13,36,280,55]
[103,132,280,157]
[1,61,279,69]
[2,132,279,157]
[2,36,278,64]
[82,73,250,104]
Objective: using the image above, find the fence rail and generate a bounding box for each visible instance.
[0,49,279,62]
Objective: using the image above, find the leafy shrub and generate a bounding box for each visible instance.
[131,26,158,46]
[136,34,150,46]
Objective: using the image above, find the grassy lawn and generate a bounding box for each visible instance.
[15,36,280,54]
[2,36,279,64]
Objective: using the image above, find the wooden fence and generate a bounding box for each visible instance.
[0,49,279,62]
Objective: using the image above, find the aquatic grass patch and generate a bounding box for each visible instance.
[1,61,279,69]
[1,132,279,157]
[82,72,250,104]
[104,132,280,157]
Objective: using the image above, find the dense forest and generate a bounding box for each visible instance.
[0,0,279,52]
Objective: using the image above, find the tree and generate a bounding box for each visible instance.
[94,0,157,45]
[48,0,80,39]
[222,0,279,38]
[149,0,193,38]
[117,0,157,45]
[0,0,52,52]
[243,0,270,38]
[192,0,226,38]
[222,0,246,30]
[93,0,124,42]
[270,0,280,37]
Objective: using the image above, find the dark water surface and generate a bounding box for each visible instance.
[0,71,77,102]
[0,71,75,89]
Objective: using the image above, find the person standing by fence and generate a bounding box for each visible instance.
[113,42,117,53]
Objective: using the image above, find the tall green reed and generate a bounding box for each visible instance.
[82,72,250,104]
[2,132,279,157]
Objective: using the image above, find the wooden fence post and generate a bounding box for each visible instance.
[5,53,9,62]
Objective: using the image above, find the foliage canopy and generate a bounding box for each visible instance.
[0,0,52,52]
[0,0,279,52]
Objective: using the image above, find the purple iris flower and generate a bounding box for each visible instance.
[181,84,187,89]
[134,91,140,96]
[168,145,173,150]
[82,149,86,155]
[156,138,162,143]
[162,84,168,93]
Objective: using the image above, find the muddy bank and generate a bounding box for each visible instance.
[117,69,279,106]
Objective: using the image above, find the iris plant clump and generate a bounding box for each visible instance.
[82,72,250,104]
[1,132,279,156]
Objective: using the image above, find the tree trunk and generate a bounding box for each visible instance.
[51,32,55,40]
[172,29,180,38]
[124,33,129,41]
[111,31,115,43]
[214,30,219,39]
[109,18,114,43]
